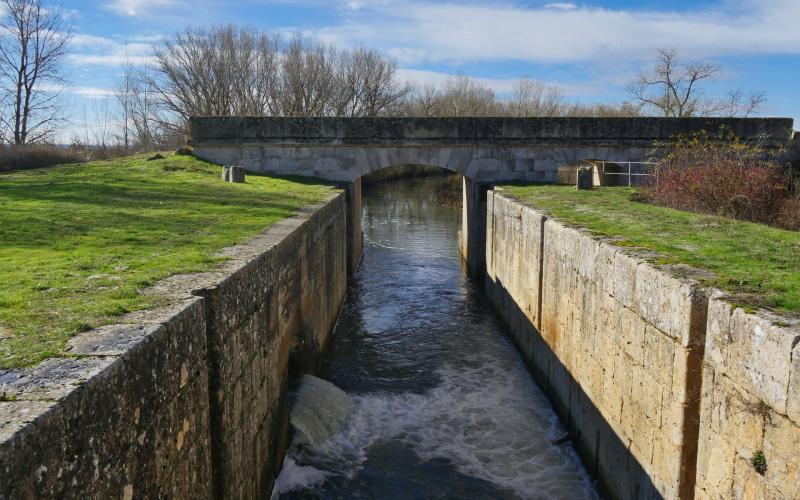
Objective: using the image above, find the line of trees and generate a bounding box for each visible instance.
[113,27,769,149]
[115,26,654,147]
[0,1,769,151]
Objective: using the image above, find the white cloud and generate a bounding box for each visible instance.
[71,34,122,50]
[544,2,577,10]
[68,86,117,99]
[36,83,115,99]
[317,0,800,65]
[68,53,150,66]
[107,0,177,16]
[68,34,154,67]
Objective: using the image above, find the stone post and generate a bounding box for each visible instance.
[461,177,490,277]
[342,177,363,274]
[222,166,246,183]
[576,166,593,190]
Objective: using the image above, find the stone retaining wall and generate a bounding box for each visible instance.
[485,191,708,498]
[0,192,348,499]
[485,190,800,499]
[695,294,800,499]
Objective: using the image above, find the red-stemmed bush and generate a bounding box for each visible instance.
[643,129,795,228]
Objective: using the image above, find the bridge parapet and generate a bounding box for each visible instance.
[191,117,793,184]
[191,116,793,148]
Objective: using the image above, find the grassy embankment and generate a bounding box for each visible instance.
[498,185,800,315]
[0,154,336,368]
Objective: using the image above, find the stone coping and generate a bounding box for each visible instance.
[190,117,793,147]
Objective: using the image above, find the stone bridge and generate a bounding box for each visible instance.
[190,116,793,274]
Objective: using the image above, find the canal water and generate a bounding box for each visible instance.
[274,176,598,499]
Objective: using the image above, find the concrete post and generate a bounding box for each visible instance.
[343,177,363,274]
[460,177,490,277]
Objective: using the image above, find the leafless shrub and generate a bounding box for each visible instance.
[0,143,83,171]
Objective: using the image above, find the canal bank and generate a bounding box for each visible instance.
[0,190,348,499]
[485,188,800,500]
[4,169,796,499]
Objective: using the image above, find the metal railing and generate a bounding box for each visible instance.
[585,160,658,187]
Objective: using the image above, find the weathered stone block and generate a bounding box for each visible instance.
[576,166,593,189]
[635,263,707,348]
[0,297,212,500]
[222,165,246,183]
[696,294,800,499]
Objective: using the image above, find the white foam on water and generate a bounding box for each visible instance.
[271,457,329,498]
[288,374,351,448]
[279,346,598,499]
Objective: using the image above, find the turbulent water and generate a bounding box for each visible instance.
[274,176,598,499]
[289,375,351,449]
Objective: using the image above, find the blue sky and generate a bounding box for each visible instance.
[59,0,800,138]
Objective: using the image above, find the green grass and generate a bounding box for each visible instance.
[498,185,800,315]
[0,154,337,368]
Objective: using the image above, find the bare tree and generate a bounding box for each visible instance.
[130,62,168,148]
[235,28,280,116]
[629,49,720,117]
[562,101,642,117]
[404,83,438,117]
[112,46,168,150]
[91,96,114,148]
[276,34,339,116]
[722,89,767,118]
[629,48,765,118]
[115,46,134,152]
[152,27,412,123]
[506,77,564,117]
[412,75,498,117]
[334,47,410,117]
[0,0,71,144]
[152,26,692,125]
